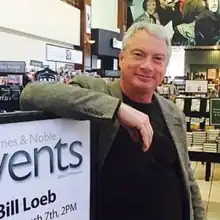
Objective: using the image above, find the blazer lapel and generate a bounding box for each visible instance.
[155,93,190,198]
[154,93,181,144]
[98,80,122,170]
[154,93,187,163]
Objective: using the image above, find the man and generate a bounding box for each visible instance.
[134,0,160,24]
[157,0,206,45]
[20,22,205,220]
[194,8,220,45]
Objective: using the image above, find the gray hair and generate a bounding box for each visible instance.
[122,22,172,62]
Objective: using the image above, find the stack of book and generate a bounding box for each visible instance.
[187,132,193,150]
[206,129,220,142]
[215,136,220,153]
[203,142,218,153]
[191,131,206,152]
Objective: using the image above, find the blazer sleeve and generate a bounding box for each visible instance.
[19,75,121,123]
[180,113,206,220]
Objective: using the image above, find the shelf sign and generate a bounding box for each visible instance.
[104,70,120,77]
[30,60,43,68]
[0,61,26,73]
[210,98,220,125]
[111,38,122,50]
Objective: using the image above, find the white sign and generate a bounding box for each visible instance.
[46,44,83,64]
[166,46,185,79]
[185,80,208,93]
[0,119,90,220]
[112,38,122,50]
[85,5,91,34]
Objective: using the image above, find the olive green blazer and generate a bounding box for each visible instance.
[20,76,205,220]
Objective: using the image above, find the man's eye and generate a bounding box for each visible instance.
[134,53,142,56]
[154,57,163,61]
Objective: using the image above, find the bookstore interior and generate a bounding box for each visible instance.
[1,46,220,181]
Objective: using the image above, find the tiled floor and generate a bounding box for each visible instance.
[192,162,220,220]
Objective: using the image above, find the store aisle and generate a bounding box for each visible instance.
[192,162,220,220]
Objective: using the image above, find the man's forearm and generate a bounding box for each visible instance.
[20,82,121,122]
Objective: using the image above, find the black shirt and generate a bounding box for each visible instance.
[100,95,187,220]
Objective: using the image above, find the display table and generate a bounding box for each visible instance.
[189,151,220,181]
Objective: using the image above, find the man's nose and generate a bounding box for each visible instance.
[140,57,153,71]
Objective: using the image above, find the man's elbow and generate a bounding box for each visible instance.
[20,84,36,111]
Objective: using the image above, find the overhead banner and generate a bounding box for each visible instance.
[127,0,220,46]
[0,119,90,220]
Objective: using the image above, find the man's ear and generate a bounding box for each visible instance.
[119,51,124,65]
[119,51,124,70]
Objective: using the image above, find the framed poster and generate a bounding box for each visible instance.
[0,118,90,220]
[207,68,217,79]
[126,0,220,46]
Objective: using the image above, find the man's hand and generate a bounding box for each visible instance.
[117,103,153,152]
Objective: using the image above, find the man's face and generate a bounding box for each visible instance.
[119,30,168,94]
[146,0,157,14]
[159,0,169,8]
[207,0,219,12]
